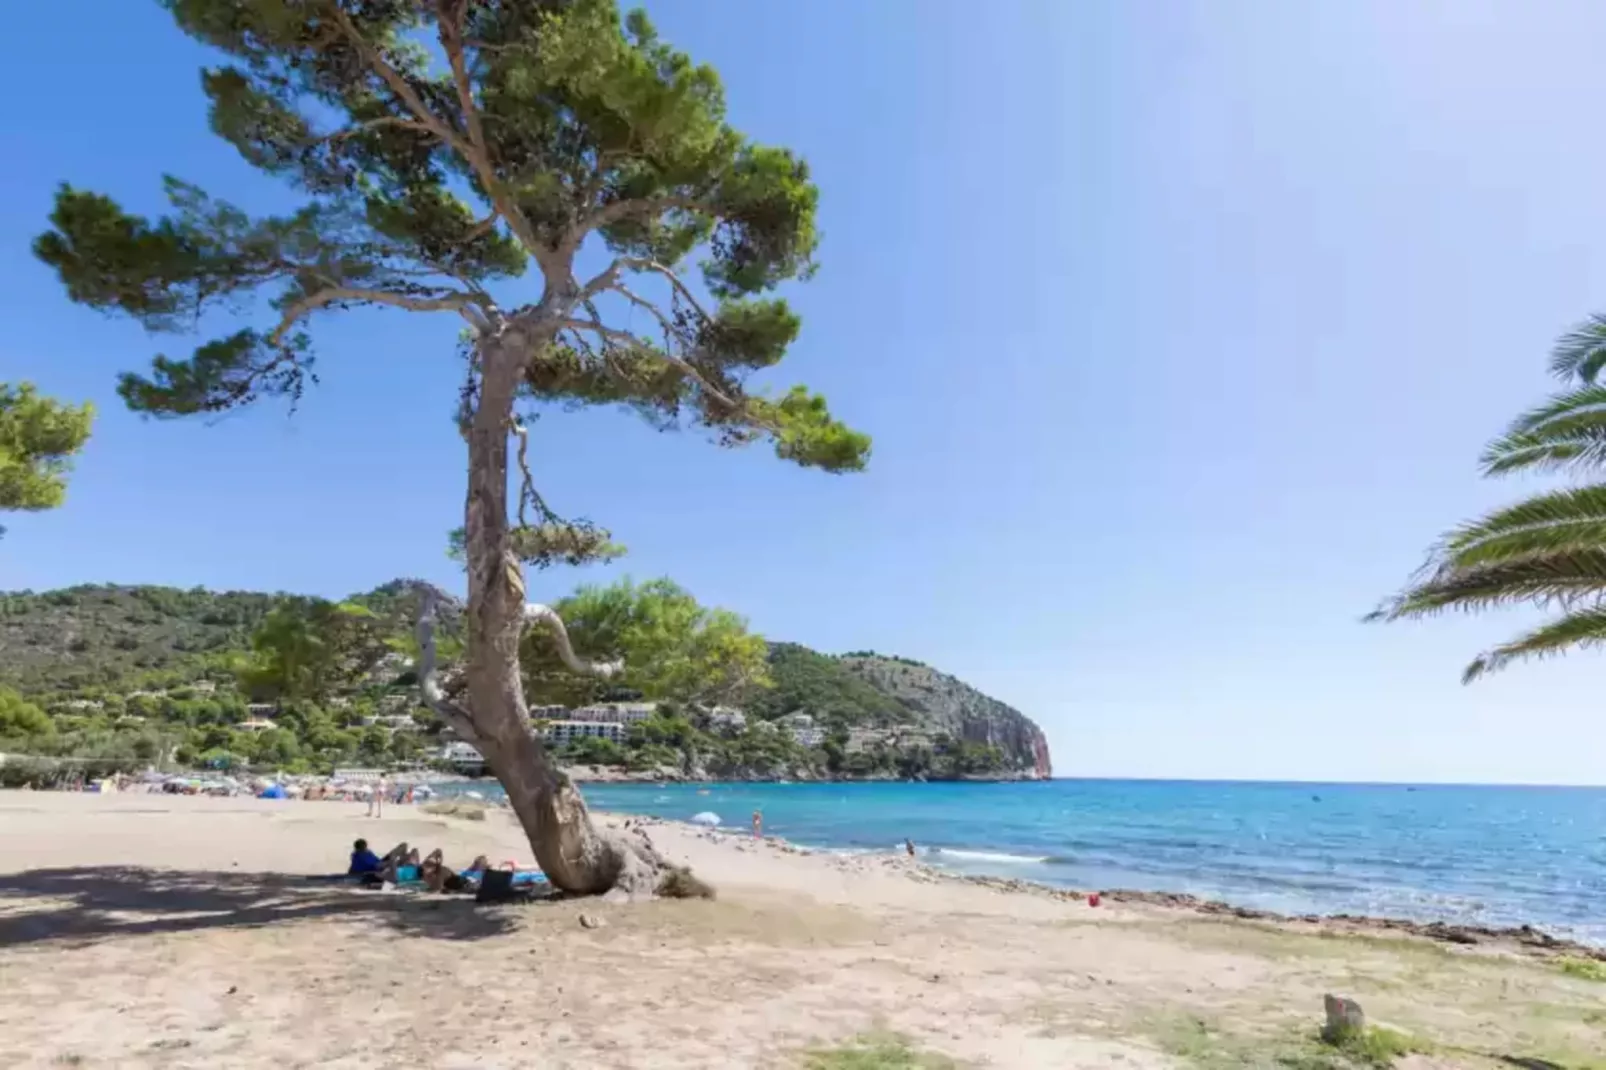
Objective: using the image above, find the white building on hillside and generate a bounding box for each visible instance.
[570,702,656,725]
[543,720,628,746]
[708,706,747,733]
[361,713,420,732]
[440,741,485,769]
[846,727,891,752]
[780,712,824,748]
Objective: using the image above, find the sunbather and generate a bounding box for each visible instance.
[419,850,492,893]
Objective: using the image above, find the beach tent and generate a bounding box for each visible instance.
[258,784,288,799]
[691,811,721,827]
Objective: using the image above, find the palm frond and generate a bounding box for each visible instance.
[1367,549,1606,621]
[1435,484,1606,568]
[1461,607,1606,682]
[1370,310,1606,682]
[1549,313,1606,382]
[1480,384,1606,475]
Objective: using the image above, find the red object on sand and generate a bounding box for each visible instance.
[1088,893,1101,907]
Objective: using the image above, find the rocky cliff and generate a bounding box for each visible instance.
[835,654,1053,778]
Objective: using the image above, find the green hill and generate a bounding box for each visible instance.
[0,582,1052,780]
[0,585,279,693]
[744,642,911,727]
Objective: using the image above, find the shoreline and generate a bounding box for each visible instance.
[561,765,1050,783]
[451,778,1606,954]
[651,817,1606,961]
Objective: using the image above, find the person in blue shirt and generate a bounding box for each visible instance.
[348,838,383,875]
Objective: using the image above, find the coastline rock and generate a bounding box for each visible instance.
[1321,995,1366,1042]
[1103,890,1606,961]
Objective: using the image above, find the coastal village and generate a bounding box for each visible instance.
[439,702,953,777]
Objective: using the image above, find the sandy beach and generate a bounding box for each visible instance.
[0,792,1600,1069]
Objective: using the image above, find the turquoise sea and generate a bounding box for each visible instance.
[540,779,1606,945]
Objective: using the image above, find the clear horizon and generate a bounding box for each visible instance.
[7,1,1606,787]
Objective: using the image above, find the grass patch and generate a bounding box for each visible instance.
[1557,956,1606,983]
[1154,916,1458,968]
[421,800,487,821]
[801,1032,964,1069]
[1146,1014,1426,1070]
[1322,1024,1421,1067]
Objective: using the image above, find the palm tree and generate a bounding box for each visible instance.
[1369,315,1606,681]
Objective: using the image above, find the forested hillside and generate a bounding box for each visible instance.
[0,582,1051,781]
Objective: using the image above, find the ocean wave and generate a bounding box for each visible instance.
[930,847,1050,865]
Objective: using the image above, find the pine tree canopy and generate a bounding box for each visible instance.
[34,0,870,474]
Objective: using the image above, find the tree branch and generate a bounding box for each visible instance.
[570,196,696,253]
[438,3,490,164]
[268,286,486,346]
[329,3,547,270]
[557,316,646,349]
[416,585,479,743]
[611,280,676,340]
[306,115,434,148]
[558,315,737,410]
[578,258,625,301]
[622,257,713,324]
[328,4,470,155]
[510,416,557,528]
[524,603,623,678]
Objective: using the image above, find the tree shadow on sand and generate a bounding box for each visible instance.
[0,866,551,948]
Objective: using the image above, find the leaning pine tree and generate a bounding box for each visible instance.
[34,0,869,895]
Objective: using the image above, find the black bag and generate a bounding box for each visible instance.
[475,867,516,904]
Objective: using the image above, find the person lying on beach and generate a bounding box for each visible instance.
[419,850,492,893]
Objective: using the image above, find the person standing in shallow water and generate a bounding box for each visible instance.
[752,810,763,839]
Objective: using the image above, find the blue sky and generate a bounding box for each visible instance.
[5,1,1606,785]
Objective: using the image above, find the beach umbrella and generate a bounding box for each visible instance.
[690,811,721,827]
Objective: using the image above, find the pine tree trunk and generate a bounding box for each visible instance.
[458,329,667,896]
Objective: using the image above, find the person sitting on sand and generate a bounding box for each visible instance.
[349,838,383,875]
[349,840,419,881]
